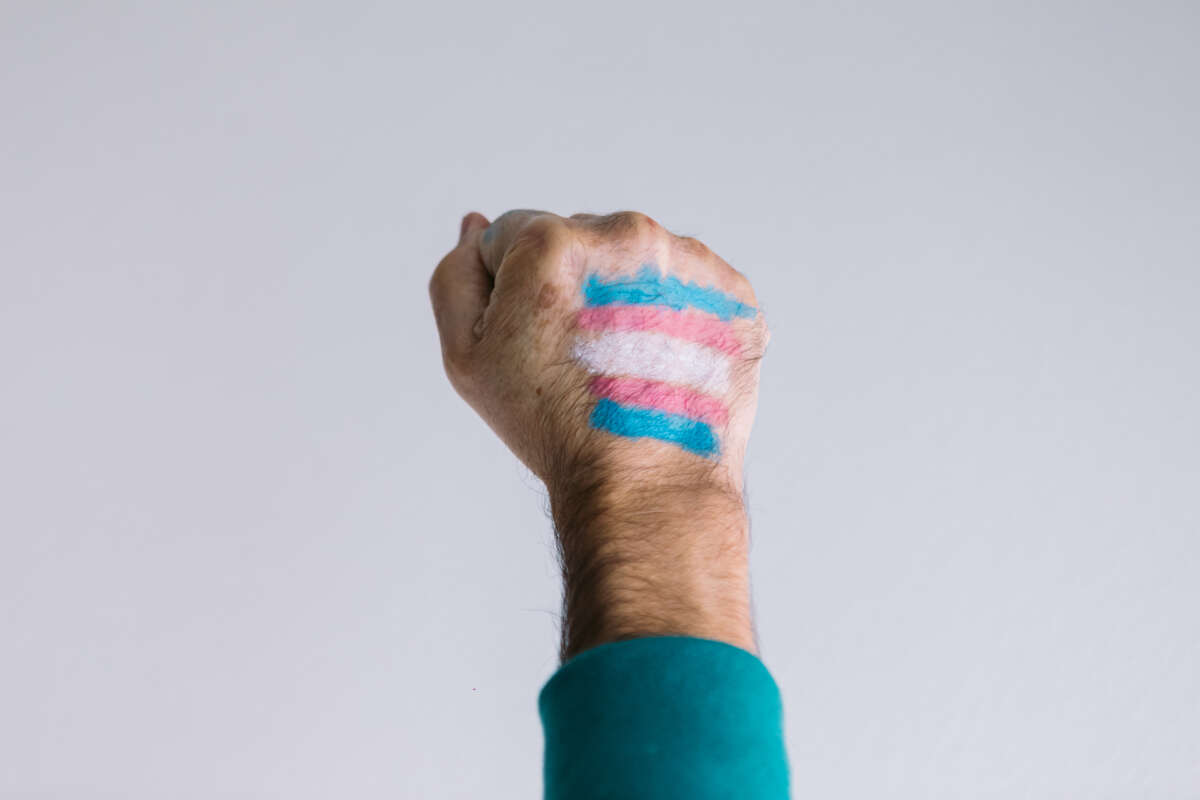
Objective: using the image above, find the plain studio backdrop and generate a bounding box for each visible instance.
[2,2,1198,798]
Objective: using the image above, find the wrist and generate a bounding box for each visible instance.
[548,466,755,662]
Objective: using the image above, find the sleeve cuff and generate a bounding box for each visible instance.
[538,636,790,799]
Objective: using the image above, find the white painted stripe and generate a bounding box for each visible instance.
[571,330,731,395]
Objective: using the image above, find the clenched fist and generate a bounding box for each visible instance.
[430,210,767,490]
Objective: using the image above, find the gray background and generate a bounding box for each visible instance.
[2,2,1197,797]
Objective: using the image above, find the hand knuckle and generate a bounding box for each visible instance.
[675,235,714,259]
[509,217,574,263]
[599,210,661,240]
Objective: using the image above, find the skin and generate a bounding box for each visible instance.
[429,209,769,661]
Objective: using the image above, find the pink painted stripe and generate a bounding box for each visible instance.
[576,305,741,356]
[588,376,729,426]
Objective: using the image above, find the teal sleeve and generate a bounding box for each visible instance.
[538,636,790,799]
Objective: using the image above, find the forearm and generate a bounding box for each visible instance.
[549,466,755,662]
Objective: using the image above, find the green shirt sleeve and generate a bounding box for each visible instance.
[538,636,791,799]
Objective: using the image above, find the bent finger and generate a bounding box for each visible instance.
[429,212,492,363]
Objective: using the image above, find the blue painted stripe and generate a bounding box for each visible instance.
[589,397,720,457]
[583,264,756,321]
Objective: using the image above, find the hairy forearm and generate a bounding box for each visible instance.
[549,470,755,662]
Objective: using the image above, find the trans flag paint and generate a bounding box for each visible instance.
[571,265,755,457]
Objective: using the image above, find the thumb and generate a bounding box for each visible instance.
[429,212,492,363]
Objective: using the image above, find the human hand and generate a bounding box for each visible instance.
[430,210,767,493]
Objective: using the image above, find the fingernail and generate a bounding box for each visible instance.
[459,214,472,242]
